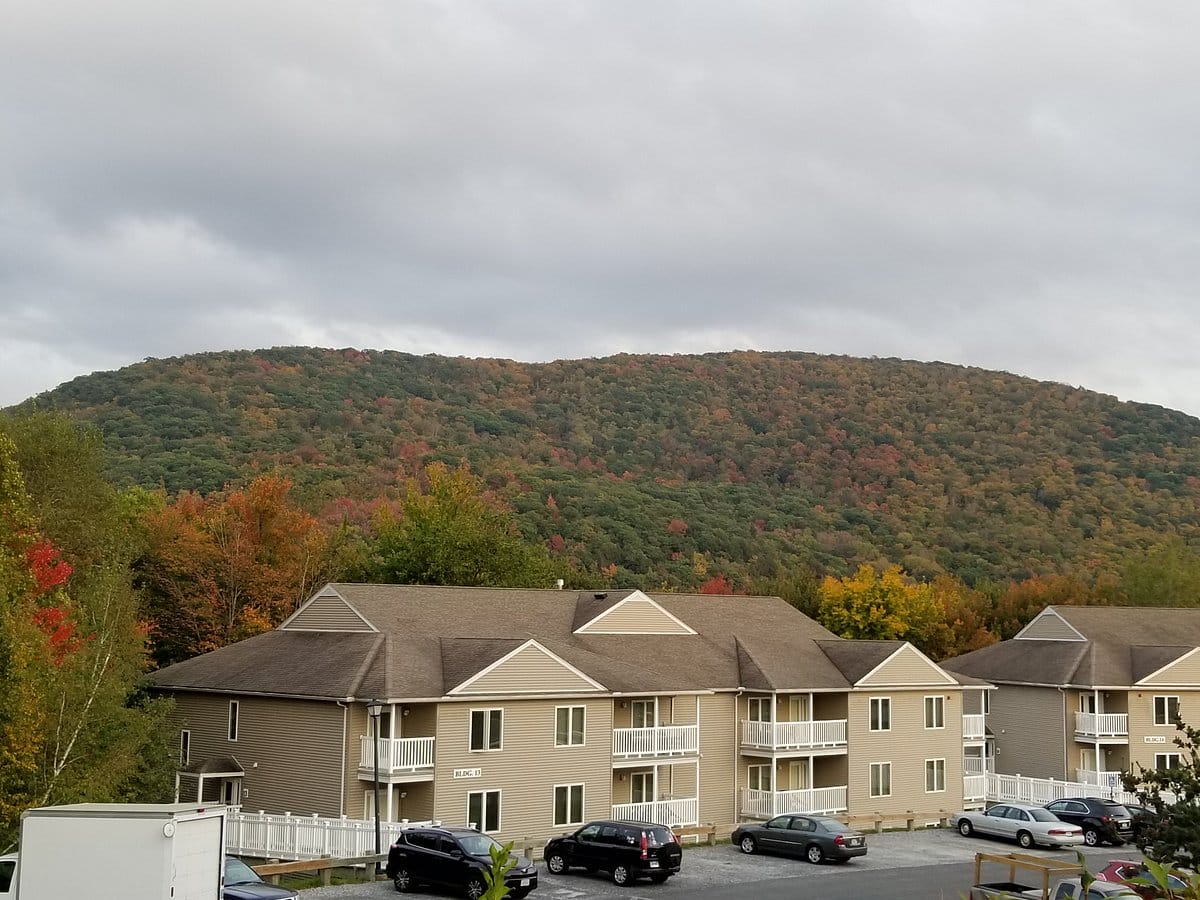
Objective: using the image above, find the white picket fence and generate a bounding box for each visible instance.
[226,809,433,861]
[986,772,1173,808]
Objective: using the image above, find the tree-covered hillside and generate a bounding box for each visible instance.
[16,347,1200,586]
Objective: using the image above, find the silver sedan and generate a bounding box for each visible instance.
[951,802,1084,849]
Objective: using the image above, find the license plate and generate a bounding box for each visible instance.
[519,879,530,887]
[849,839,862,846]
[649,861,660,868]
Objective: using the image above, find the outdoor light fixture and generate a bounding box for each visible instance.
[366,699,384,872]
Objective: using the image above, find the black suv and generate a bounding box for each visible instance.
[543,820,682,886]
[1043,797,1134,846]
[385,825,538,898]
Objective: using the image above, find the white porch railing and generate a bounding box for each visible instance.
[740,719,847,750]
[1074,712,1128,737]
[987,771,1142,807]
[611,797,699,826]
[964,757,994,775]
[962,714,986,740]
[740,786,848,819]
[963,775,987,802]
[359,736,435,772]
[1076,768,1124,789]
[612,725,699,757]
[226,809,432,860]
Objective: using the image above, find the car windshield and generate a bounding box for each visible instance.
[645,826,674,847]
[225,858,263,885]
[1029,808,1060,822]
[813,817,851,832]
[458,833,503,856]
[1102,804,1131,817]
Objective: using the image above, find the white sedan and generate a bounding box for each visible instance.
[951,802,1085,849]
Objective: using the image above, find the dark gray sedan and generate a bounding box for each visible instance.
[732,814,868,864]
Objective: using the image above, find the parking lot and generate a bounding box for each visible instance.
[301,828,1117,900]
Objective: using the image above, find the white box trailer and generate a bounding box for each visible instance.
[14,802,226,900]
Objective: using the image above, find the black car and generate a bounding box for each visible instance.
[732,814,868,864]
[1121,802,1156,843]
[1043,797,1134,847]
[223,857,299,900]
[385,825,538,899]
[544,820,682,886]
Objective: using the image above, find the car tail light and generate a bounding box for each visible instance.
[640,831,649,860]
[834,834,845,846]
[1048,828,1071,835]
[1101,815,1112,823]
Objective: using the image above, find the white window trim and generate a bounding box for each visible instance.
[924,758,946,793]
[869,761,892,798]
[924,695,946,730]
[1154,695,1180,727]
[228,701,239,742]
[555,705,586,747]
[553,783,585,827]
[869,697,891,732]
[470,708,504,752]
[981,691,990,715]
[468,789,502,833]
[747,763,773,792]
[1155,752,1181,770]
[180,729,191,764]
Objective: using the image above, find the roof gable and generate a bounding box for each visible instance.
[856,643,957,687]
[448,639,606,695]
[280,585,377,633]
[1014,608,1086,642]
[573,590,697,635]
[1136,646,1200,687]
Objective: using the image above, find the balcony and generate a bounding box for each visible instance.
[1074,712,1128,739]
[740,719,847,752]
[1076,768,1124,789]
[962,714,986,741]
[964,757,994,776]
[359,736,435,779]
[963,774,987,803]
[611,797,698,826]
[741,786,848,819]
[612,725,699,759]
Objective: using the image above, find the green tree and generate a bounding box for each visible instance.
[1123,718,1200,871]
[1121,540,1200,608]
[817,564,942,646]
[367,463,563,588]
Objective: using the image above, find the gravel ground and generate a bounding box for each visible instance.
[294,828,1116,900]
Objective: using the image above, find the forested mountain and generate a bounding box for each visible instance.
[15,347,1200,587]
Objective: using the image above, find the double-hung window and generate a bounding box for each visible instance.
[869,697,891,732]
[747,764,773,792]
[553,784,584,826]
[555,706,585,746]
[869,762,892,797]
[470,709,503,751]
[179,729,190,764]
[924,696,945,729]
[925,758,946,792]
[1154,696,1180,727]
[1156,753,1181,771]
[227,701,239,741]
[468,790,501,832]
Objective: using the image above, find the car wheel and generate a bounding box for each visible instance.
[612,864,631,886]
[958,819,974,837]
[546,852,568,875]
[465,876,487,899]
[739,835,758,854]
[1083,828,1100,847]
[806,843,825,864]
[392,867,414,893]
[650,873,670,884]
[1017,830,1034,850]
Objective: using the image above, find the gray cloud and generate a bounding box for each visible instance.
[3,1,1199,414]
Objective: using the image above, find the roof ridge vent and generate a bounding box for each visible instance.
[593,592,608,600]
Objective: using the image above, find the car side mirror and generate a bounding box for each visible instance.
[448,849,463,859]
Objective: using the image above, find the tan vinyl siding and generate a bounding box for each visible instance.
[1138,650,1200,686]
[172,693,346,816]
[963,689,984,715]
[1018,611,1084,641]
[698,694,736,825]
[1128,689,1200,772]
[990,685,1067,779]
[401,703,437,738]
[858,645,954,687]
[455,645,602,694]
[846,691,964,820]
[344,702,365,817]
[282,594,375,632]
[433,698,613,845]
[575,598,693,634]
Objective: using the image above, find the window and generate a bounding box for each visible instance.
[1154,696,1180,726]
[747,697,773,722]
[1156,753,1181,770]
[869,762,891,797]
[981,691,990,715]
[630,771,654,803]
[467,790,501,832]
[555,706,585,746]
[925,758,946,792]
[869,697,891,732]
[747,764,773,792]
[470,709,503,751]
[227,701,239,741]
[179,729,190,764]
[553,784,584,826]
[631,699,657,728]
[924,696,945,729]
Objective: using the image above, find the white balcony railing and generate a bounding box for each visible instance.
[612,725,699,758]
[740,719,847,750]
[359,736,435,772]
[740,786,848,819]
[964,757,994,775]
[962,714,986,740]
[963,774,987,801]
[1076,768,1124,789]
[1074,712,1128,738]
[611,797,699,826]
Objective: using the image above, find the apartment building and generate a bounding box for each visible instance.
[945,605,1200,789]
[150,584,989,846]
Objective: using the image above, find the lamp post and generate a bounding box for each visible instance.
[366,699,384,874]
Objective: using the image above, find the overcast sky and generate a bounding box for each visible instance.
[3,2,1199,417]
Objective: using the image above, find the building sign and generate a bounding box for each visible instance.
[453,767,482,779]
[1144,735,1168,744]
